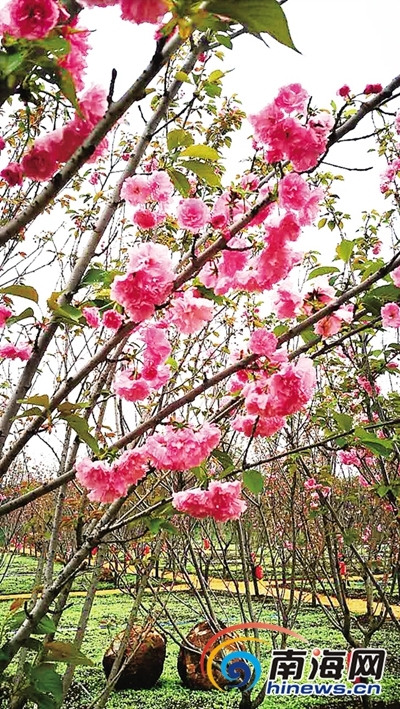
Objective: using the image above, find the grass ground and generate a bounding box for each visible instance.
[0,554,399,708]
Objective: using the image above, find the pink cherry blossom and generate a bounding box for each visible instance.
[113,370,151,402]
[206,480,247,522]
[111,242,175,322]
[0,163,24,187]
[0,342,32,361]
[364,83,382,95]
[249,329,278,357]
[381,302,400,328]
[267,356,316,417]
[21,137,59,181]
[240,173,260,191]
[337,85,351,98]
[272,281,303,318]
[278,172,311,211]
[121,175,152,206]
[169,289,214,334]
[145,423,221,471]
[58,18,91,92]
[133,209,158,229]
[141,324,171,366]
[114,447,148,487]
[275,83,309,114]
[177,198,211,232]
[392,266,400,287]
[173,480,247,522]
[0,305,12,327]
[120,0,168,24]
[82,306,100,328]
[232,414,285,438]
[0,137,5,151]
[5,0,59,40]
[102,310,124,330]
[149,171,174,204]
[76,457,126,504]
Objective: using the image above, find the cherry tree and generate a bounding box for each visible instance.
[0,0,400,707]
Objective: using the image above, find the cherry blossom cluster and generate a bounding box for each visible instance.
[232,353,317,440]
[113,324,172,402]
[1,86,108,185]
[303,478,331,510]
[76,447,148,503]
[273,275,354,338]
[0,2,91,92]
[79,0,169,25]
[145,422,221,471]
[172,480,247,522]
[380,265,400,328]
[249,83,334,170]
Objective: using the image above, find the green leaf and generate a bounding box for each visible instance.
[243,469,264,494]
[367,284,400,302]
[167,129,194,151]
[61,414,100,455]
[80,268,113,288]
[36,37,70,57]
[208,70,225,83]
[145,518,163,535]
[0,51,27,78]
[23,638,43,652]
[376,484,390,498]
[18,395,50,408]
[168,168,191,197]
[5,307,35,325]
[30,663,63,703]
[215,33,233,49]
[180,144,220,161]
[190,465,208,483]
[300,327,317,344]
[194,284,224,305]
[0,284,38,303]
[57,67,79,110]
[14,407,45,419]
[181,159,221,187]
[44,641,94,666]
[208,0,298,51]
[175,70,192,83]
[211,448,234,470]
[307,266,340,280]
[165,356,178,371]
[336,239,355,263]
[317,217,327,229]
[36,616,57,635]
[332,412,353,433]
[354,427,393,458]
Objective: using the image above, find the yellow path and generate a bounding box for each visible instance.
[1,569,399,620]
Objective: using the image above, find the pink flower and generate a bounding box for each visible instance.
[337,85,351,98]
[133,208,158,229]
[82,306,101,328]
[149,171,174,204]
[267,356,316,417]
[364,83,382,95]
[141,324,171,366]
[111,242,175,322]
[79,85,108,126]
[114,370,151,402]
[0,137,5,151]
[102,310,123,330]
[232,414,285,438]
[206,480,247,522]
[173,480,247,522]
[381,302,400,328]
[6,0,59,40]
[90,172,100,185]
[304,276,335,306]
[121,175,152,206]
[240,173,260,191]
[114,448,148,487]
[275,83,309,114]
[0,162,24,187]
[278,172,311,211]
[272,281,303,318]
[21,137,59,181]
[169,289,214,334]
[0,342,32,361]
[172,488,210,518]
[58,19,91,92]
[0,305,12,327]
[392,266,400,287]
[76,457,130,504]
[177,198,210,232]
[249,329,278,357]
[145,423,221,471]
[120,0,168,23]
